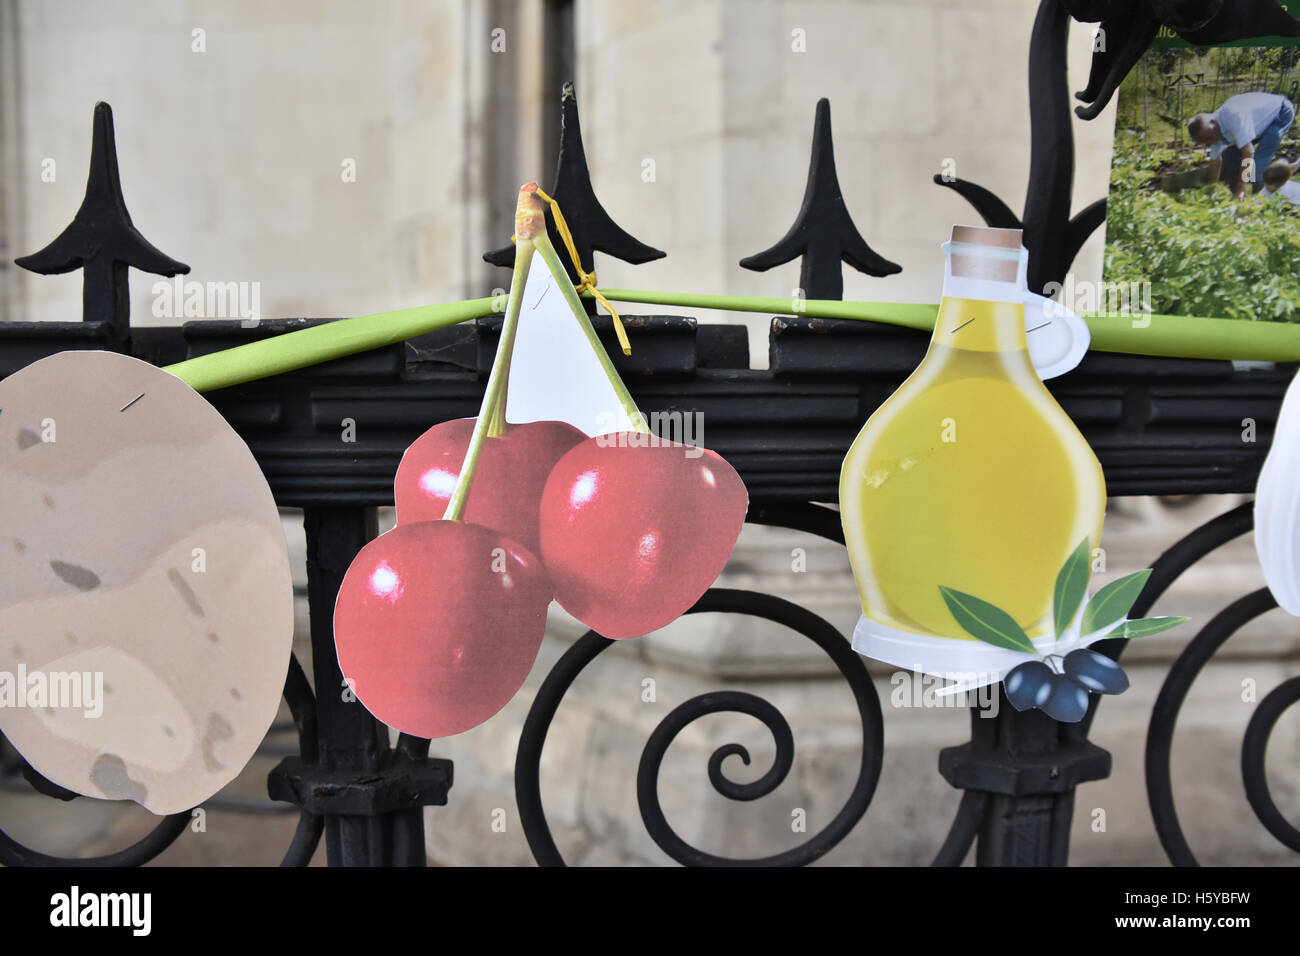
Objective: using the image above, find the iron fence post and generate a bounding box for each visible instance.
[301,506,431,866]
[939,691,1112,866]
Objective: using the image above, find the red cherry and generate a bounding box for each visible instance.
[538,434,748,639]
[394,418,586,557]
[333,520,552,738]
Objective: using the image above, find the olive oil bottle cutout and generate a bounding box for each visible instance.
[840,225,1107,677]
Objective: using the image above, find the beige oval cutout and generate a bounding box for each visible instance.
[0,351,293,815]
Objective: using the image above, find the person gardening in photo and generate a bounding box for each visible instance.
[1262,158,1300,206]
[1189,92,1299,200]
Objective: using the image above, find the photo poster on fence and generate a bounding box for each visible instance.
[1104,35,1300,618]
[839,225,1188,721]
[1104,32,1300,319]
[0,350,295,815]
[333,219,749,741]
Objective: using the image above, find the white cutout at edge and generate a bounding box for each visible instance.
[504,250,637,438]
[1255,368,1300,616]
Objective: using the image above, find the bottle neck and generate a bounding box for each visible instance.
[941,238,1029,296]
[932,240,1032,354]
[932,295,1029,353]
[940,272,1024,305]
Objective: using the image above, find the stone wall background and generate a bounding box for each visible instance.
[0,0,1296,866]
[3,0,1115,355]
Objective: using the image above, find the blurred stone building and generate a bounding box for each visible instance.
[0,0,1295,865]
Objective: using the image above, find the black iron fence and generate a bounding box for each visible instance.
[1,0,1297,866]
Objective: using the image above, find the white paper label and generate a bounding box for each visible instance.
[504,250,636,438]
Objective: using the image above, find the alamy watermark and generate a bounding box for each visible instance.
[1042,274,1153,326]
[890,670,1000,717]
[50,886,150,936]
[151,277,261,327]
[0,665,103,718]
[594,410,705,458]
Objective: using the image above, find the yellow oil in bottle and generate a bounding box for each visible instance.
[840,227,1106,644]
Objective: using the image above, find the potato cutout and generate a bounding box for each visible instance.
[0,350,293,814]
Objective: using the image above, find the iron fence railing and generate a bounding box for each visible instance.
[0,0,1296,866]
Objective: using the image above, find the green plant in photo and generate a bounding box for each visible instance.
[1107,103,1300,323]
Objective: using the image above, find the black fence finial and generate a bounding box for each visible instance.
[1067,0,1300,121]
[934,0,1104,296]
[15,102,189,342]
[740,98,900,301]
[486,82,664,312]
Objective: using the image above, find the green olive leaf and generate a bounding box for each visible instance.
[1081,569,1152,636]
[1053,538,1093,638]
[939,586,1037,654]
[1110,616,1189,640]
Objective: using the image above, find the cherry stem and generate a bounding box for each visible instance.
[484,242,532,440]
[443,236,535,522]
[1042,653,1066,674]
[532,230,651,435]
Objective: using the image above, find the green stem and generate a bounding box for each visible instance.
[587,288,1300,363]
[160,286,1300,397]
[443,239,535,522]
[532,233,651,433]
[484,242,535,440]
[591,289,942,331]
[163,297,498,393]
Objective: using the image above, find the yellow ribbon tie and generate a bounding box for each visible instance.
[532,187,632,356]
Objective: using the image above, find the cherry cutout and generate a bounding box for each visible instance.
[333,520,552,738]
[539,433,748,639]
[394,418,585,557]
